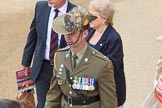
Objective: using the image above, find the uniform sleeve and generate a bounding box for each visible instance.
[98,60,117,108]
[45,72,62,108]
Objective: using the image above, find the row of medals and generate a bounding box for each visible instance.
[72,76,96,91]
[57,65,96,91]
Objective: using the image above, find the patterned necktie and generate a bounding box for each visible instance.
[49,9,59,62]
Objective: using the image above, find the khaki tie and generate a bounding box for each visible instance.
[72,54,78,70]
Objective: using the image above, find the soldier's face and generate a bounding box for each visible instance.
[48,0,66,8]
[64,30,84,47]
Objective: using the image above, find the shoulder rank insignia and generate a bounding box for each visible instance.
[92,50,108,61]
[107,62,113,69]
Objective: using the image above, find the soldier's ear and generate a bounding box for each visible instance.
[82,29,88,38]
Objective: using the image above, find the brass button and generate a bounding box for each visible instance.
[69,91,72,94]
[69,84,72,88]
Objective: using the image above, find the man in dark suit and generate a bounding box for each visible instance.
[21,0,76,108]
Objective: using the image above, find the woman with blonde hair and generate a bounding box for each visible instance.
[86,0,126,108]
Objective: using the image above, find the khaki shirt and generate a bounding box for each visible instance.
[71,44,87,67]
[45,45,117,108]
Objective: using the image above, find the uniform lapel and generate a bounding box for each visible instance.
[71,45,92,76]
[64,50,73,73]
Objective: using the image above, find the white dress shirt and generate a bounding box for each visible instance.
[45,0,68,60]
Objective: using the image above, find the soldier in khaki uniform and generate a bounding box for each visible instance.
[45,6,117,108]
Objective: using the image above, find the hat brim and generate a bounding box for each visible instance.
[52,14,74,35]
[156,36,162,42]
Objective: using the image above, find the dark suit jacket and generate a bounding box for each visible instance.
[21,1,76,80]
[86,25,126,106]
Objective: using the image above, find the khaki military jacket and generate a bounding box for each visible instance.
[45,45,117,108]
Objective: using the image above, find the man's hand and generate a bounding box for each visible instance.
[22,66,29,76]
